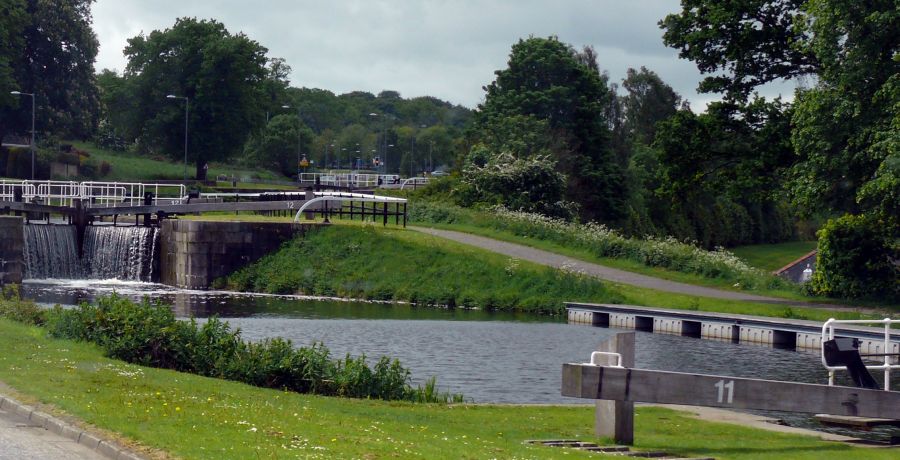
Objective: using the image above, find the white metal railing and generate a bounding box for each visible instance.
[34,181,80,206]
[0,180,36,201]
[399,177,430,190]
[292,192,407,222]
[299,172,404,188]
[0,180,186,207]
[586,351,623,368]
[79,182,186,207]
[821,318,899,391]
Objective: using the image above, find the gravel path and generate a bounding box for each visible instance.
[411,227,814,305]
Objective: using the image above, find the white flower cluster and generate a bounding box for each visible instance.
[489,206,773,288]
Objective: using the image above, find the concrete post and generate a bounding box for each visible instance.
[595,332,635,444]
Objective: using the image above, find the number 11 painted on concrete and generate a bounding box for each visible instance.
[715,379,735,404]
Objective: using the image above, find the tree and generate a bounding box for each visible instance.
[245,114,313,176]
[621,67,683,145]
[473,36,625,222]
[661,0,899,296]
[660,0,816,101]
[123,18,269,179]
[1,0,100,142]
[787,1,899,217]
[0,0,27,139]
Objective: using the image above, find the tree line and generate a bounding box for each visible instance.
[1,0,895,299]
[452,0,896,300]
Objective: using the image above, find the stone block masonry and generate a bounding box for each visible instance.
[0,216,24,285]
[159,220,320,289]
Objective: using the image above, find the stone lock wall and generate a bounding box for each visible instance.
[0,216,25,285]
[159,220,319,289]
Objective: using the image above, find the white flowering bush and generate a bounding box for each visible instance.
[409,201,790,290]
[486,206,786,290]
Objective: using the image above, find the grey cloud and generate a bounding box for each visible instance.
[92,0,796,109]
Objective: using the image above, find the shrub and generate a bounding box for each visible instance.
[410,202,791,291]
[807,214,899,300]
[43,294,462,403]
[0,285,45,325]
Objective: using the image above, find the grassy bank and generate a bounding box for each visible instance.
[404,202,884,308]
[0,318,888,459]
[67,141,281,182]
[731,241,818,272]
[222,224,623,314]
[217,222,880,323]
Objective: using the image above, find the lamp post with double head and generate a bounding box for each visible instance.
[166,95,189,183]
[10,91,35,180]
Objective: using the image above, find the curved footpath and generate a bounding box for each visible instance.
[411,227,851,308]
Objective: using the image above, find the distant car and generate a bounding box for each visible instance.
[431,170,449,177]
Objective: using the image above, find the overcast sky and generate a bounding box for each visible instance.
[91,0,796,110]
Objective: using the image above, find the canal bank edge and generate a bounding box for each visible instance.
[0,384,147,460]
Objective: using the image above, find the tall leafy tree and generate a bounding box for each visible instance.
[123,18,269,179]
[0,0,27,140]
[788,0,899,217]
[662,0,899,297]
[621,67,683,145]
[245,113,313,176]
[661,0,816,101]
[474,36,625,222]
[1,0,99,142]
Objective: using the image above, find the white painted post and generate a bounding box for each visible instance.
[595,332,635,444]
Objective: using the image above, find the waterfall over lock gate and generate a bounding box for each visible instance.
[22,225,160,281]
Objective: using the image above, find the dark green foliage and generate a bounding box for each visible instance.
[224,225,620,315]
[410,201,791,291]
[244,113,315,176]
[122,18,270,177]
[42,294,460,402]
[808,215,899,300]
[660,0,815,100]
[662,1,899,298]
[472,37,626,222]
[0,0,100,144]
[0,285,45,325]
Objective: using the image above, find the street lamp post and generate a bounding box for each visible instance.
[10,91,35,180]
[166,95,189,183]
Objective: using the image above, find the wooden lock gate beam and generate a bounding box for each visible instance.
[561,363,900,420]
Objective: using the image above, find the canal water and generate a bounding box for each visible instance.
[21,279,897,443]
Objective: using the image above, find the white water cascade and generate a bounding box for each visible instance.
[23,224,160,281]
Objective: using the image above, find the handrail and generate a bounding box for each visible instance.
[587,351,623,368]
[821,317,898,391]
[293,194,407,222]
[399,177,429,190]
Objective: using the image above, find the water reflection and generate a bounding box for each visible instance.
[21,280,897,443]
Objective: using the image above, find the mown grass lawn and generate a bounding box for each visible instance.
[0,318,889,460]
[730,241,818,272]
[67,141,281,182]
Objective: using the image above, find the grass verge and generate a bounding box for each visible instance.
[68,140,281,182]
[214,222,880,322]
[731,241,818,272]
[0,318,889,460]
[221,224,623,314]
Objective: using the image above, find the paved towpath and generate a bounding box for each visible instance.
[411,227,856,309]
[0,405,103,460]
